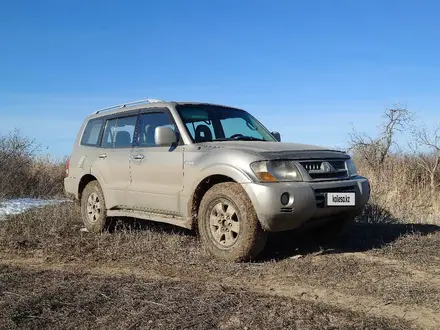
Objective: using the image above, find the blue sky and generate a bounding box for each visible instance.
[1,0,440,157]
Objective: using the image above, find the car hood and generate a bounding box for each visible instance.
[198,141,349,160]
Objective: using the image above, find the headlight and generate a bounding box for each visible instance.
[346,158,358,177]
[250,160,302,182]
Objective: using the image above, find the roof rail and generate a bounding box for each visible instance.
[94,98,165,114]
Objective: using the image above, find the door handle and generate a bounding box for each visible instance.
[98,153,107,159]
[131,154,145,161]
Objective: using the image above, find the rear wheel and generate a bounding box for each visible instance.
[80,181,107,232]
[198,182,267,262]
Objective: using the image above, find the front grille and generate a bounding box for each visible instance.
[280,207,293,213]
[314,185,356,208]
[300,160,348,180]
[308,171,348,179]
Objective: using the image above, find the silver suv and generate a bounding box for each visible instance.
[64,99,370,261]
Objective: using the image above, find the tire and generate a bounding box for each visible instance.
[198,182,267,262]
[80,181,108,233]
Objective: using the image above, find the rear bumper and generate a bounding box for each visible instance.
[241,176,370,232]
[64,177,78,200]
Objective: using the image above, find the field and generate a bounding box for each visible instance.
[0,203,439,329]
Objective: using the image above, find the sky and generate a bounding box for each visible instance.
[1,0,440,157]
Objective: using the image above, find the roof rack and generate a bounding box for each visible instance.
[94,98,165,114]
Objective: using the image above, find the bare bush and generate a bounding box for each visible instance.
[349,105,413,169]
[350,105,440,224]
[0,129,65,199]
[410,124,440,193]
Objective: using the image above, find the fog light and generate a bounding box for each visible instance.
[280,192,290,205]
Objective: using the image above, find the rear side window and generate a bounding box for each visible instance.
[80,118,104,146]
[102,115,138,148]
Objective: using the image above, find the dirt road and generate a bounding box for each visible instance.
[0,204,439,329]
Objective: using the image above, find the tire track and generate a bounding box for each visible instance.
[1,256,439,329]
[247,277,440,330]
[342,252,440,286]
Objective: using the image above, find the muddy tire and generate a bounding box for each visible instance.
[198,182,267,262]
[80,181,107,233]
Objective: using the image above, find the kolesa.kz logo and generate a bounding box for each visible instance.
[327,192,356,206]
[332,194,351,203]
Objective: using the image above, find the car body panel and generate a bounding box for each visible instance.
[127,145,184,214]
[90,148,131,209]
[242,176,369,232]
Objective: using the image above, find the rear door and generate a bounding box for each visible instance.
[91,112,139,208]
[127,109,184,214]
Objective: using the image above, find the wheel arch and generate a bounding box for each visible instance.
[186,165,254,228]
[78,174,99,201]
[187,174,236,228]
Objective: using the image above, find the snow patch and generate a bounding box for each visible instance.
[0,198,70,220]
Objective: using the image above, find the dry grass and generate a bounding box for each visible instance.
[0,203,203,266]
[2,202,437,266]
[0,265,407,330]
[355,153,440,224]
[0,130,65,199]
[1,202,439,269]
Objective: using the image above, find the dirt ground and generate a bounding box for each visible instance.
[0,203,439,329]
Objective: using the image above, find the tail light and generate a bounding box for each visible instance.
[66,158,70,177]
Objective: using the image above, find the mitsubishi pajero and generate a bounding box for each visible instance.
[64,99,370,261]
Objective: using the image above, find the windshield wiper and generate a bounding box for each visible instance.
[233,136,265,141]
[214,136,265,142]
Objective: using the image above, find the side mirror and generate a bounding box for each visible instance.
[271,131,281,142]
[155,126,177,146]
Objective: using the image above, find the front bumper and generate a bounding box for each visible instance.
[241,176,370,232]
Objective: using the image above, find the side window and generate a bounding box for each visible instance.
[114,116,137,147]
[80,118,104,146]
[138,112,176,147]
[102,115,138,148]
[102,118,117,148]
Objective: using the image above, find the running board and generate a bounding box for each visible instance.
[106,209,192,230]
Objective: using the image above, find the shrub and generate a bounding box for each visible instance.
[0,129,66,199]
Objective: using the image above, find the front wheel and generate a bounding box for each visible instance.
[198,182,267,262]
[80,181,108,233]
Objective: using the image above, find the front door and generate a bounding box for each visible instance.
[127,110,184,214]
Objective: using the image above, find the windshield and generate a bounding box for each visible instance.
[176,104,276,143]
